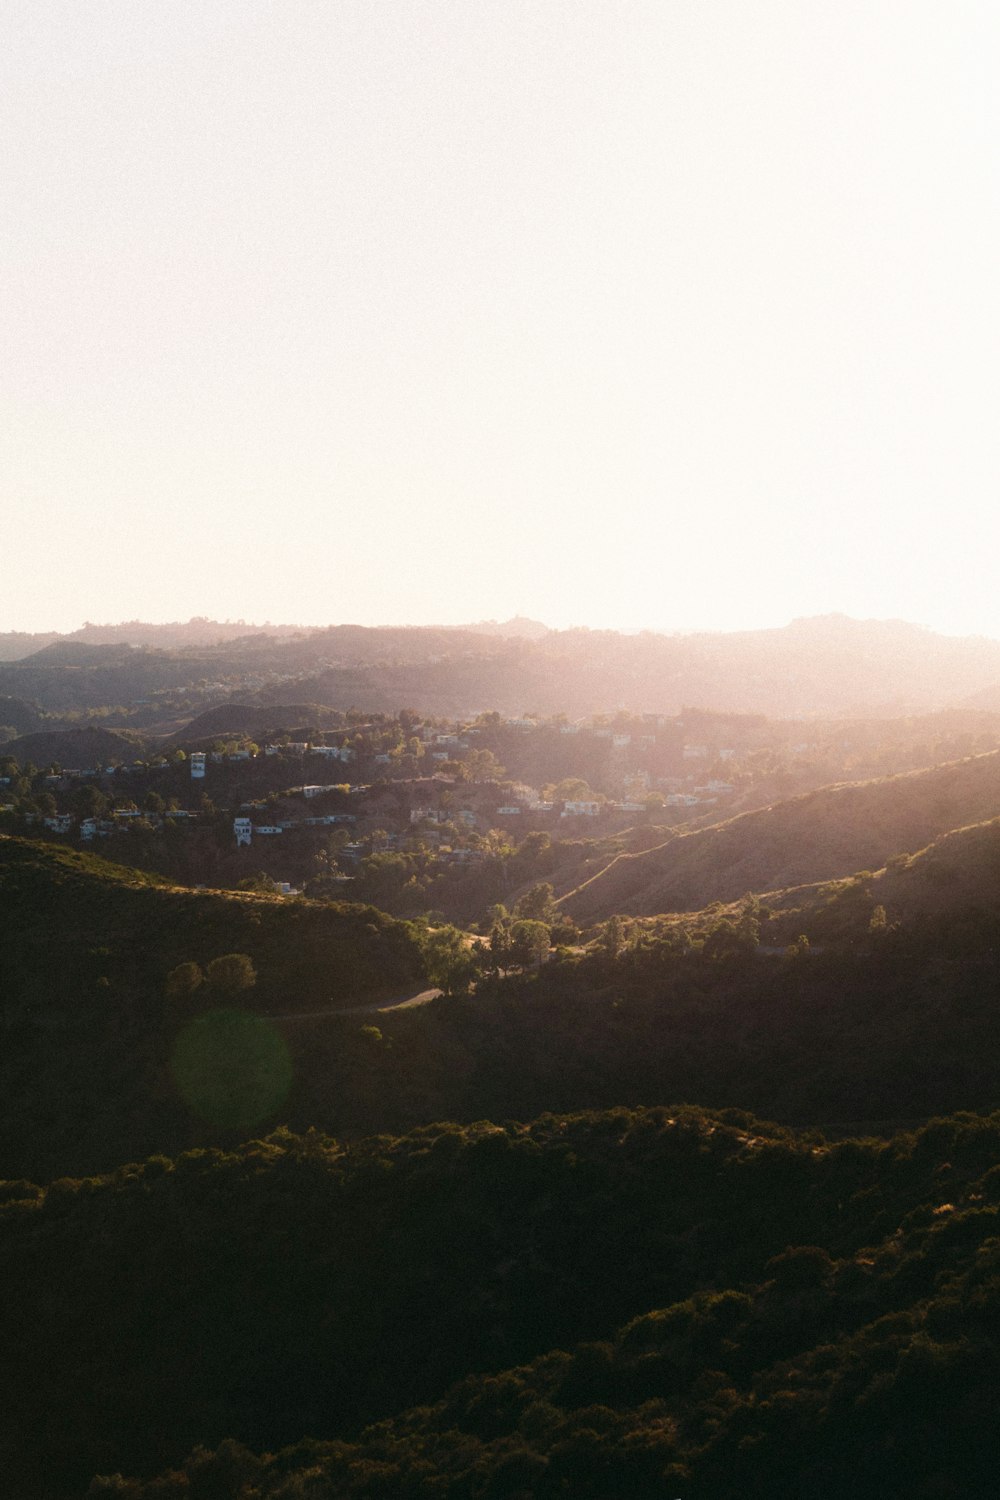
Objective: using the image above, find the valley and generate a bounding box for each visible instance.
[3,616,1000,1498]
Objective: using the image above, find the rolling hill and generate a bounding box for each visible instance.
[3,724,140,768]
[562,750,1000,924]
[7,1107,1000,1500]
[0,836,428,1180]
[0,836,426,1021]
[0,694,42,734]
[164,701,346,745]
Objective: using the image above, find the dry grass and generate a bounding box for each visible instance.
[561,751,1000,923]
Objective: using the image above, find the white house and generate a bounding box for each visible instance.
[561,800,601,817]
[234,818,252,846]
[190,753,206,779]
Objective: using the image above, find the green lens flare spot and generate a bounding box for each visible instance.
[171,1008,292,1131]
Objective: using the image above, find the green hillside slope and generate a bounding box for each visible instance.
[0,836,424,1017]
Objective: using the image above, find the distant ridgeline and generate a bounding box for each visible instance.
[3,614,1000,715]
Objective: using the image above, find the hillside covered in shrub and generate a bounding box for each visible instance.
[2,1107,999,1497]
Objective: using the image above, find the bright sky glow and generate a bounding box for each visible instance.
[2,2,998,636]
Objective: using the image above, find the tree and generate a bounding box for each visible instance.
[597,914,627,961]
[205,953,257,996]
[460,748,506,783]
[165,961,205,1019]
[544,777,600,804]
[508,919,550,969]
[165,961,204,1001]
[736,893,761,949]
[549,916,580,946]
[514,882,558,924]
[72,784,108,819]
[421,925,475,996]
[517,830,553,862]
[488,912,513,973]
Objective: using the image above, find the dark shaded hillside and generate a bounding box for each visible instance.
[563,750,1000,922]
[0,647,209,710]
[164,701,345,743]
[0,838,423,1020]
[0,837,427,1179]
[9,821,1000,1181]
[109,1128,1000,1500]
[4,724,139,767]
[5,1108,1000,1499]
[0,693,42,733]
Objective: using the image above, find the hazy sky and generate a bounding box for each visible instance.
[3,2,998,636]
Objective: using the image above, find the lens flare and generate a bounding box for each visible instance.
[171,1008,292,1131]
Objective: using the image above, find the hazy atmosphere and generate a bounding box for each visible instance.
[8,12,1000,1496]
[4,1,998,636]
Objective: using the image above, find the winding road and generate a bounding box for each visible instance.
[267,987,443,1023]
